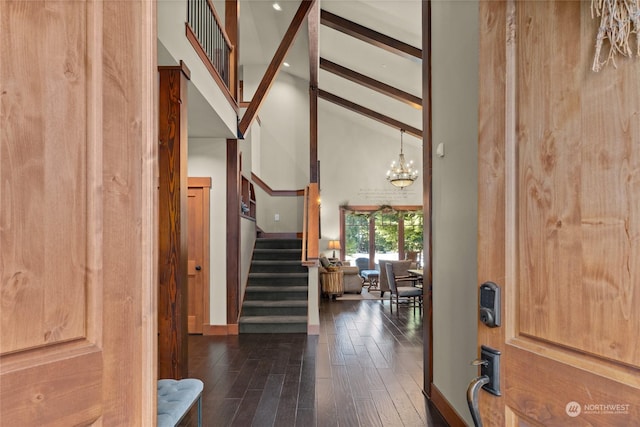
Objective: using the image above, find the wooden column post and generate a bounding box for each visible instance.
[226,139,240,332]
[158,62,191,379]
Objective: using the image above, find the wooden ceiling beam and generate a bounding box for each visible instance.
[318,89,422,139]
[320,9,421,61]
[238,0,317,137]
[320,58,422,109]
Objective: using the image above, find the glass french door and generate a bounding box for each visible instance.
[343,207,423,268]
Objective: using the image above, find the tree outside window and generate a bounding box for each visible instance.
[342,206,423,266]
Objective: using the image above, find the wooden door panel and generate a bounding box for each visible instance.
[478,0,640,425]
[515,1,640,367]
[1,2,104,424]
[1,0,89,355]
[1,0,156,424]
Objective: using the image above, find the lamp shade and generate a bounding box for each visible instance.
[328,240,340,258]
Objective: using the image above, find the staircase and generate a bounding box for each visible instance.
[239,238,308,333]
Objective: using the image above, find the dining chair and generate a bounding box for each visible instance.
[385,263,423,313]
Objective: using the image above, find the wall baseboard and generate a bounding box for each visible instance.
[203,324,239,336]
[430,383,467,427]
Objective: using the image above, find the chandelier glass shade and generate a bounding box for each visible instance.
[386,129,418,188]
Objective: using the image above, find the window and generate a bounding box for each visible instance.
[342,206,423,267]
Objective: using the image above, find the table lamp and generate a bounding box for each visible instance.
[328,240,341,258]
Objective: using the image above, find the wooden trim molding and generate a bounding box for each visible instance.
[251,173,305,196]
[318,89,422,139]
[188,177,212,188]
[422,0,434,402]
[429,383,467,427]
[203,324,239,336]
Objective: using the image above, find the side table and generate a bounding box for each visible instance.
[321,270,344,300]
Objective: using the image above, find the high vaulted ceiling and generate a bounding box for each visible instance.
[239,0,423,138]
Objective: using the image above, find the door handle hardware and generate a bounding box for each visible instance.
[467,346,502,427]
[467,375,490,427]
[195,265,202,271]
[479,345,501,396]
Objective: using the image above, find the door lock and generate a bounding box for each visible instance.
[479,282,500,327]
[467,345,501,427]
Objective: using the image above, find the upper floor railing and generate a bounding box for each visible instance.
[186,0,232,89]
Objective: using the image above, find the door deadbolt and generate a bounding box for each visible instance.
[479,282,500,327]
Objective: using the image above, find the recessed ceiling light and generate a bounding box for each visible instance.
[272,3,282,11]
[283,62,290,67]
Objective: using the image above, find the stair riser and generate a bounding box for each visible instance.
[252,252,302,261]
[250,264,307,273]
[244,292,308,301]
[239,323,307,333]
[248,277,308,286]
[255,239,302,250]
[241,307,308,317]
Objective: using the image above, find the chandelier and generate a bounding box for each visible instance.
[386,129,418,188]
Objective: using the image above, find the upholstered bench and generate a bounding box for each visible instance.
[360,269,380,290]
[157,378,203,427]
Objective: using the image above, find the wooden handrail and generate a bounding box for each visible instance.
[186,0,233,89]
[302,186,309,262]
[251,173,305,196]
[306,183,319,260]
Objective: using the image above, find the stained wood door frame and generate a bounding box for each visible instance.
[188,177,212,333]
[422,0,434,404]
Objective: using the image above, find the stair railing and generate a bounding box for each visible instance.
[302,183,319,262]
[186,0,233,90]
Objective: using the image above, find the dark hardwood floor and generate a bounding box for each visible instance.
[184,298,449,426]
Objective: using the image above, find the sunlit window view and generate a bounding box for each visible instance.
[343,207,423,268]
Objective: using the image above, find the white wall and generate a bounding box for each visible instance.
[188,137,228,326]
[243,67,310,190]
[431,1,479,424]
[188,131,257,327]
[318,104,423,242]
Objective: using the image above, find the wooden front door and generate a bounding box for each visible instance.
[187,178,211,334]
[1,1,156,424]
[477,1,640,425]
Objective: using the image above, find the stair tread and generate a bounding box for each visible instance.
[239,315,307,324]
[243,300,308,307]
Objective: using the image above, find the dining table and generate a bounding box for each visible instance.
[407,269,423,287]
